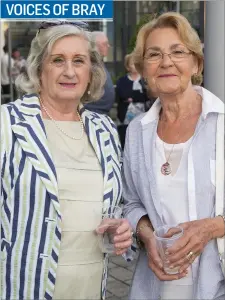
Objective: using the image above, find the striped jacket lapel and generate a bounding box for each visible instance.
[10,95,60,217]
[81,108,114,211]
[80,108,122,300]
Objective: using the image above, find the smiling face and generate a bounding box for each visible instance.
[143,27,198,96]
[40,35,91,103]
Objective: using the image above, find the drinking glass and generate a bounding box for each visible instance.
[154,225,183,274]
[96,206,122,253]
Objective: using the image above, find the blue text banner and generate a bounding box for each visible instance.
[1,0,113,19]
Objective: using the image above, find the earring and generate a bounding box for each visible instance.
[87,90,91,95]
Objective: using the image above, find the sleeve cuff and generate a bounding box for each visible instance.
[125,208,148,233]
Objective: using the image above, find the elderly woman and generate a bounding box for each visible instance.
[123,12,225,300]
[1,21,132,300]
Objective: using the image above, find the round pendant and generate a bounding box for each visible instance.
[161,162,171,175]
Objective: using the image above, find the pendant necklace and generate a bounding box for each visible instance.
[161,143,175,175]
[159,94,201,176]
[160,115,186,176]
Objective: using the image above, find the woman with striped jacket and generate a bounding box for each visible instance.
[1,21,132,300]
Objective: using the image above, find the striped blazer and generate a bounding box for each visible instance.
[1,94,122,300]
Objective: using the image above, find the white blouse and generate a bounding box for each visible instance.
[155,135,193,299]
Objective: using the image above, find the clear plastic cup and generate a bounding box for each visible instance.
[96,206,122,253]
[153,225,183,274]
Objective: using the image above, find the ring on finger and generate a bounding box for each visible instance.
[191,252,200,261]
[186,251,201,263]
[186,251,194,262]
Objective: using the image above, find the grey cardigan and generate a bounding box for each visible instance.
[123,87,225,299]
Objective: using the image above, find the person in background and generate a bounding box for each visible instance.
[123,12,225,300]
[85,31,115,114]
[1,45,14,104]
[116,53,149,123]
[1,20,132,300]
[11,48,27,99]
[11,48,26,81]
[116,53,149,149]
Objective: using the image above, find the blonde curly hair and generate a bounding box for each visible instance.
[133,12,204,85]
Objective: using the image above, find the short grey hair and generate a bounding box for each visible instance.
[16,25,106,103]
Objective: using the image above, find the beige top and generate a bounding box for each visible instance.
[44,119,104,300]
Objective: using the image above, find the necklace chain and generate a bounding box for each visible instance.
[159,101,201,175]
[160,118,177,175]
[39,98,84,140]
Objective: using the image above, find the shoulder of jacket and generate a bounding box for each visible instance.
[86,109,113,124]
[116,75,128,84]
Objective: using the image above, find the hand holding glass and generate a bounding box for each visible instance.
[154,225,183,274]
[96,206,122,253]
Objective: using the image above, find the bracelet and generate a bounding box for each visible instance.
[136,223,153,236]
[218,214,225,222]
[135,223,153,249]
